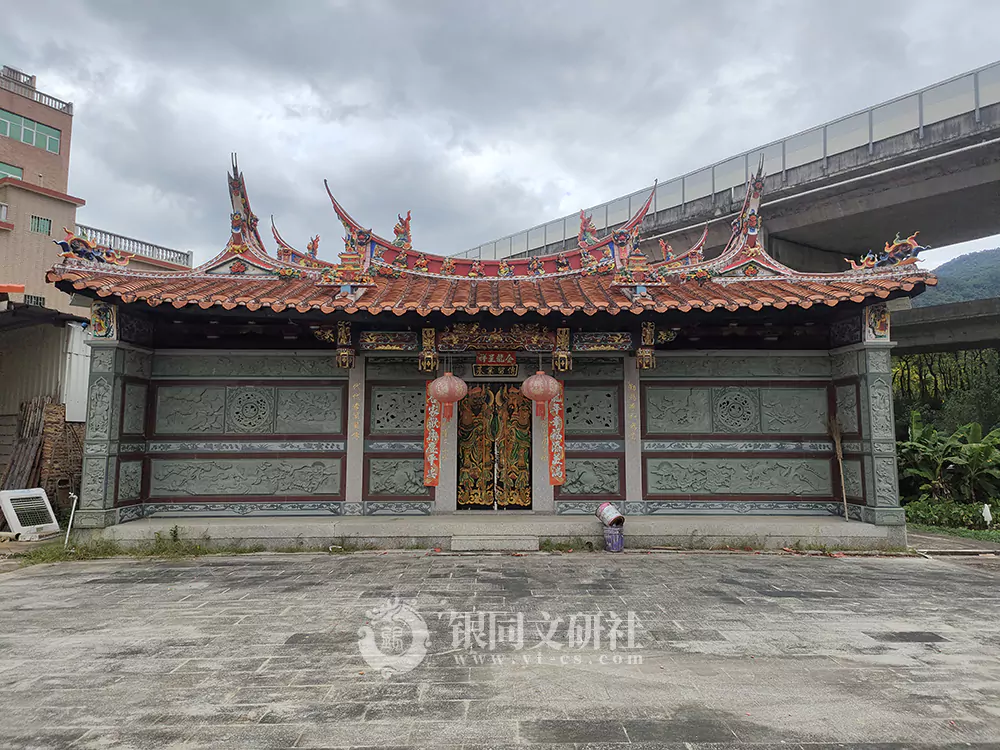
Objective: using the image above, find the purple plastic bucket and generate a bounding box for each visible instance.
[603,525,624,553]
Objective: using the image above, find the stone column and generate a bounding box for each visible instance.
[343,355,365,514]
[623,356,643,513]
[830,302,905,528]
[78,301,153,529]
[435,409,458,513]
[532,406,554,513]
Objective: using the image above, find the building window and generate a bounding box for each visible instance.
[29,215,51,235]
[0,161,22,180]
[0,203,7,222]
[23,294,45,307]
[0,109,60,154]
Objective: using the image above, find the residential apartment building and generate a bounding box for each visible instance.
[0,65,191,491]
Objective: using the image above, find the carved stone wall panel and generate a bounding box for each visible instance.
[155,386,226,434]
[90,349,114,373]
[152,353,343,379]
[122,384,148,436]
[87,377,113,440]
[118,461,143,502]
[560,458,621,495]
[81,458,108,509]
[645,457,831,496]
[649,355,830,379]
[367,458,430,496]
[150,458,342,497]
[842,459,863,499]
[365,358,426,380]
[867,378,894,440]
[760,388,828,435]
[562,358,623,380]
[830,352,859,380]
[275,387,344,434]
[124,349,152,379]
[711,388,761,433]
[225,387,276,434]
[873,456,900,506]
[644,387,712,434]
[866,349,892,374]
[564,387,619,435]
[369,387,425,435]
[835,385,859,434]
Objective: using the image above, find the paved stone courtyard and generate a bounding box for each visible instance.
[1,552,999,749]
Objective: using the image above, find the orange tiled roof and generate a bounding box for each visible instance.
[45,156,937,317]
[46,263,934,316]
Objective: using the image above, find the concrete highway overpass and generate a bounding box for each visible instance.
[892,298,1000,354]
[457,61,1000,272]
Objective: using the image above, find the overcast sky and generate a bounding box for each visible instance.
[3,0,999,267]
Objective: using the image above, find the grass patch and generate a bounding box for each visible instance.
[539,536,596,552]
[908,523,1000,544]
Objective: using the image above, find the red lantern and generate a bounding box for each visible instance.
[428,371,468,419]
[521,370,560,417]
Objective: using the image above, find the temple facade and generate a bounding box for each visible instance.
[46,157,935,535]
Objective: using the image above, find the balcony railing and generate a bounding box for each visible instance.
[0,67,73,115]
[75,224,193,267]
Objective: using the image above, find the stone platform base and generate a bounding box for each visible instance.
[88,514,907,551]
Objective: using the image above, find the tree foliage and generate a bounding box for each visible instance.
[912,246,1000,308]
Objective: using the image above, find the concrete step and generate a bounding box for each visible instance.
[451,535,539,552]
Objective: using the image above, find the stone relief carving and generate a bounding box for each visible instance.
[150,458,342,497]
[366,501,432,515]
[830,352,858,380]
[144,502,342,517]
[835,385,859,434]
[874,456,899,506]
[560,458,620,495]
[712,388,760,433]
[124,349,152,379]
[555,501,604,514]
[119,313,153,345]
[564,387,618,434]
[275,388,343,434]
[225,387,276,433]
[650,356,829,379]
[643,440,832,453]
[563,359,623,380]
[842,460,863,499]
[866,349,891,374]
[645,500,841,515]
[829,316,862,347]
[760,388,827,434]
[87,377,113,440]
[152,354,343,379]
[646,458,831,496]
[565,440,625,452]
[122,384,147,435]
[369,387,425,435]
[365,358,426,379]
[148,440,345,453]
[645,388,712,434]
[368,458,429,496]
[81,458,107,509]
[868,379,894,439]
[342,502,363,516]
[155,387,226,434]
[90,349,114,373]
[118,461,143,502]
[84,442,109,456]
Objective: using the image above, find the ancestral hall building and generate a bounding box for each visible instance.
[46,157,934,536]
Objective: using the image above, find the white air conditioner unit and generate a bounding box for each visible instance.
[0,489,60,541]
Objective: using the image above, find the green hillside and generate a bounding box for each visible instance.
[913,247,1000,308]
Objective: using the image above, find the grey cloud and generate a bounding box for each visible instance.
[1,0,998,263]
